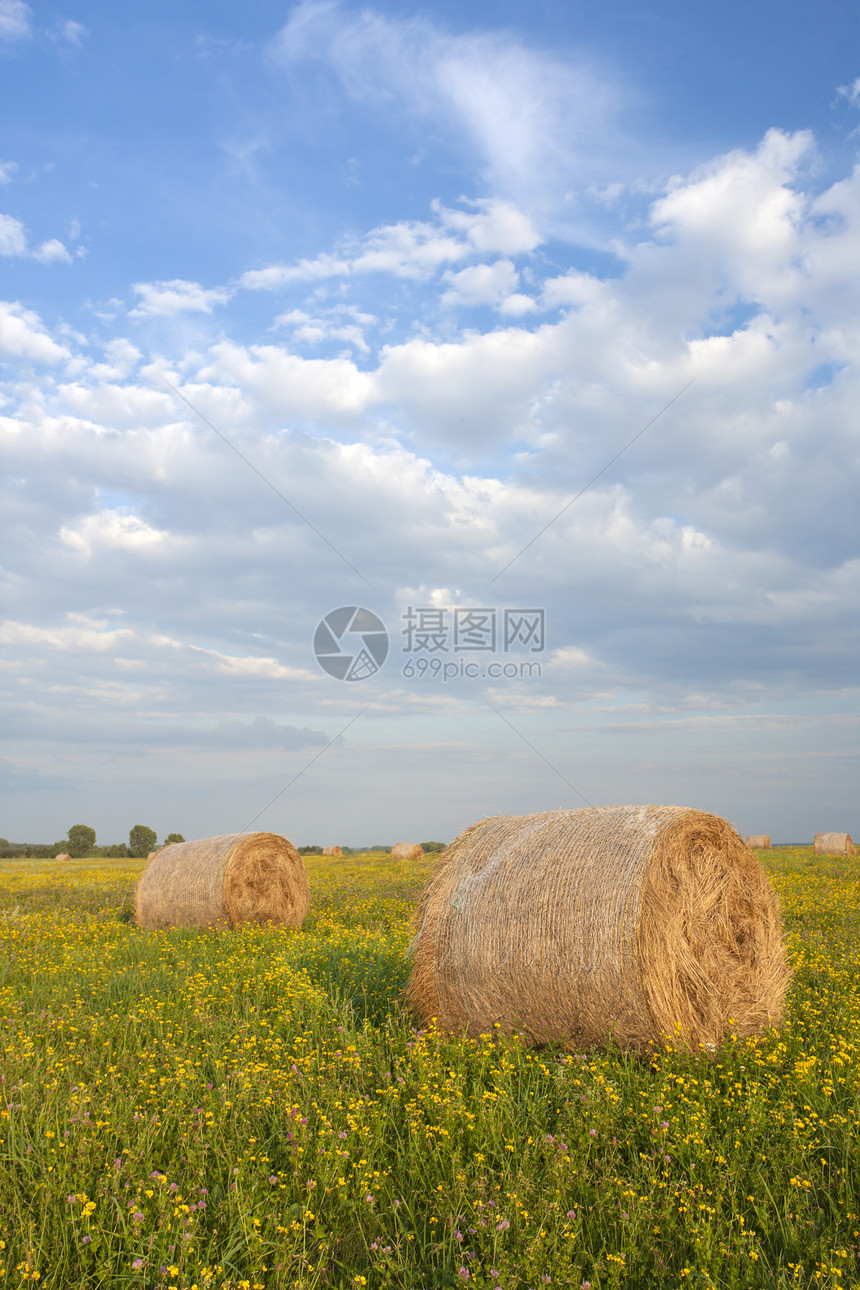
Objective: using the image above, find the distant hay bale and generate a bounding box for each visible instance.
[322,846,343,857]
[407,805,788,1054]
[135,832,310,930]
[146,851,158,861]
[55,853,71,863]
[391,843,424,861]
[746,835,771,849]
[814,832,856,857]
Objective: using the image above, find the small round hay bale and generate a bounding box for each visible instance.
[407,805,788,1054]
[391,843,424,861]
[322,846,343,857]
[55,853,72,863]
[134,832,310,930]
[146,851,158,861]
[814,832,855,857]
[746,835,771,849]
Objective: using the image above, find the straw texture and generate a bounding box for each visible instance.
[55,853,71,863]
[407,805,788,1054]
[391,843,425,861]
[322,846,343,857]
[746,835,771,849]
[814,832,856,857]
[135,832,310,930]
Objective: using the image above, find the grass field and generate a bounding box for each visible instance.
[1,847,858,1289]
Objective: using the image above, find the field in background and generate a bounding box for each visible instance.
[1,847,858,1289]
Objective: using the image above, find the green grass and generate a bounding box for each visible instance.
[1,847,858,1289]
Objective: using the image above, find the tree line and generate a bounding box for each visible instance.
[0,824,185,860]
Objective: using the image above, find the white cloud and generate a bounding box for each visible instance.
[0,212,27,255]
[32,237,72,264]
[0,618,136,652]
[0,301,70,362]
[59,509,169,557]
[195,646,315,681]
[441,258,519,308]
[0,161,18,184]
[541,270,605,310]
[837,77,860,109]
[129,279,233,319]
[498,293,538,317]
[0,0,31,43]
[191,340,377,421]
[240,198,541,290]
[0,213,76,264]
[273,305,375,353]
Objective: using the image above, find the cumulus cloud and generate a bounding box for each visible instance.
[440,258,519,308]
[59,509,169,557]
[0,212,74,263]
[129,279,233,318]
[0,301,70,362]
[2,121,859,839]
[32,237,73,264]
[273,304,375,353]
[240,198,541,290]
[0,212,27,256]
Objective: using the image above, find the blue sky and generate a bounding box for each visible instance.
[2,0,858,847]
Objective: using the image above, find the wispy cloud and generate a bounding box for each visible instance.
[270,1,634,235]
[0,0,31,44]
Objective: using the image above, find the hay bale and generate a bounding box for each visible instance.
[814,832,856,857]
[55,853,71,863]
[322,846,343,857]
[407,805,788,1054]
[391,843,424,861]
[746,835,771,849]
[135,832,310,930]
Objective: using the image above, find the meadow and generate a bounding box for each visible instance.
[0,847,857,1289]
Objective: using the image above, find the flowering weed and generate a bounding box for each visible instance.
[0,847,857,1287]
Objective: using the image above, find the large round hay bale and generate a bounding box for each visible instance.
[55,853,71,863]
[135,832,310,930]
[407,805,788,1054]
[814,832,855,857]
[746,835,771,849]
[391,842,424,861]
[322,846,342,857]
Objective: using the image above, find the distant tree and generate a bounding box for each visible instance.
[163,833,185,845]
[67,824,96,858]
[420,841,447,853]
[129,824,158,858]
